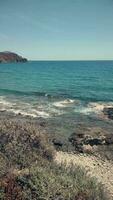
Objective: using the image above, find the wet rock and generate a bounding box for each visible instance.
[68,128,112,154]
[103,107,113,120]
[85,137,105,146]
[53,139,64,147]
[40,121,46,127]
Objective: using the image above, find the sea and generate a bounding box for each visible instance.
[0,61,113,136]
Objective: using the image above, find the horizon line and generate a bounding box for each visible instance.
[28,59,113,62]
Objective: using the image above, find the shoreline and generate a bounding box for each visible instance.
[0,110,113,161]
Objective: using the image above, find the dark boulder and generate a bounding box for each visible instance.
[52,139,64,147]
[103,107,113,120]
[84,138,104,146]
[40,121,46,127]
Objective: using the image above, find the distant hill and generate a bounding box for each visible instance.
[0,51,27,63]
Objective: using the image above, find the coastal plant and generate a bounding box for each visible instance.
[15,161,108,200]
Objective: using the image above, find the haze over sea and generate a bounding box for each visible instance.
[0,60,113,135]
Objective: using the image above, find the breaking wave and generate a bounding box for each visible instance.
[0,96,65,118]
[53,99,75,108]
[74,102,113,115]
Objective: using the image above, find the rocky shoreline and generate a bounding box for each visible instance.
[0,109,113,161]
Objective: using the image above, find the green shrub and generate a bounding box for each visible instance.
[0,120,55,170]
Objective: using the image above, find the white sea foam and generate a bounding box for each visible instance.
[53,99,75,108]
[0,96,15,113]
[30,109,50,118]
[0,96,49,118]
[9,109,38,118]
[0,96,14,107]
[88,102,113,113]
[0,96,65,118]
[74,102,113,115]
[47,106,65,116]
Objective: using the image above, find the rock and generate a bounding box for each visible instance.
[103,107,113,120]
[69,132,86,152]
[82,144,94,154]
[40,121,46,127]
[69,132,85,144]
[52,138,65,150]
[0,51,27,63]
[85,137,105,146]
[52,139,64,147]
[105,135,113,145]
[68,127,112,153]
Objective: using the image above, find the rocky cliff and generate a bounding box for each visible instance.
[0,51,27,63]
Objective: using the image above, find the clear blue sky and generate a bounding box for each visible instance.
[0,0,113,60]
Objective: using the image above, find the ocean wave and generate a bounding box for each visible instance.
[88,102,113,113]
[0,88,72,99]
[0,96,15,109]
[1,93,113,119]
[6,106,65,118]
[0,88,49,97]
[74,102,113,115]
[9,109,38,118]
[53,99,75,108]
[0,88,75,99]
[0,96,65,118]
[9,109,49,118]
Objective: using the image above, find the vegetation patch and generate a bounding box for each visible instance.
[0,119,108,200]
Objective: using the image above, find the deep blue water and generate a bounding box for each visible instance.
[0,61,113,120]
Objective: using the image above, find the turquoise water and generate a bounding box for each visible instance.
[0,61,113,119]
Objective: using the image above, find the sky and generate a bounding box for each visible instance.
[0,0,113,60]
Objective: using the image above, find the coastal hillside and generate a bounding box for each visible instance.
[0,51,27,63]
[0,118,108,200]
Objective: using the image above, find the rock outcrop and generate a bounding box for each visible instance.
[69,126,113,153]
[0,51,27,63]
